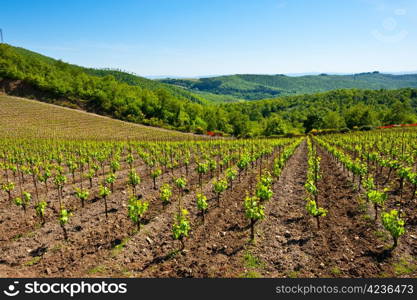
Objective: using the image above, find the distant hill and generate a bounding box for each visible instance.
[85,68,207,104]
[10,46,207,104]
[0,43,214,133]
[160,72,417,101]
[1,43,417,137]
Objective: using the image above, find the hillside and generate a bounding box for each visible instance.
[11,46,207,104]
[85,69,207,104]
[160,72,417,101]
[1,44,417,137]
[0,94,205,141]
[0,43,217,134]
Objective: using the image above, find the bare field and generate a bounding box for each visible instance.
[0,94,206,141]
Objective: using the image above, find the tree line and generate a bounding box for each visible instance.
[1,44,417,137]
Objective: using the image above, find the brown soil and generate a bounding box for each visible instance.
[1,140,416,278]
[0,158,213,277]
[77,153,276,278]
[323,145,417,277]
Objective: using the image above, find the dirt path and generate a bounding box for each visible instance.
[310,146,382,277]
[251,141,415,278]
[251,140,317,277]
[82,155,270,278]
[316,144,417,277]
[135,165,260,278]
[120,144,303,278]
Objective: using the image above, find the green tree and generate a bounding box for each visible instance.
[263,116,288,136]
[322,111,346,129]
[303,113,323,133]
[344,104,376,128]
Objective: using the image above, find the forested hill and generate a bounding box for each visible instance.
[0,43,213,132]
[160,73,417,102]
[8,45,207,104]
[1,43,417,137]
[85,68,206,104]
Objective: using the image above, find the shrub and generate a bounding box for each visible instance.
[381,209,405,249]
[359,125,373,131]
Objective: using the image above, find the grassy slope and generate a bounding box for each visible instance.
[160,73,417,101]
[0,94,206,141]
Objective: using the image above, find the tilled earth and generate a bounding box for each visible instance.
[1,141,416,278]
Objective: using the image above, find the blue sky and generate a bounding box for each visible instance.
[1,0,417,77]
